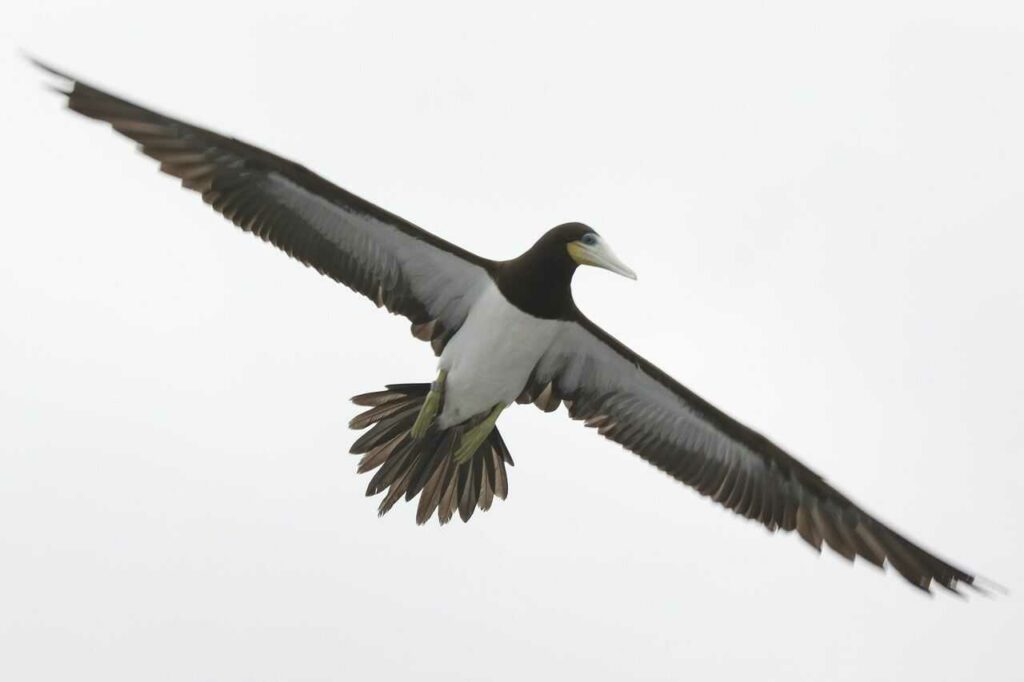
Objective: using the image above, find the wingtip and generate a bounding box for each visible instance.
[18,49,40,65]
[24,53,62,77]
[26,54,77,105]
[971,574,1010,597]
[42,82,73,99]
[25,54,80,93]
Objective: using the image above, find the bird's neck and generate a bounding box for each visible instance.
[494,250,577,320]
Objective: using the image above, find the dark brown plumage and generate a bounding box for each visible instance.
[349,385,512,524]
[33,58,996,595]
[33,59,486,355]
[516,328,982,593]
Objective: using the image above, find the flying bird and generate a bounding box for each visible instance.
[33,59,992,595]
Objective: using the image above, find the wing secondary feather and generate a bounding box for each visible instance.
[522,314,984,593]
[35,60,491,352]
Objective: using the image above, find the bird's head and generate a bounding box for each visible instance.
[548,222,637,280]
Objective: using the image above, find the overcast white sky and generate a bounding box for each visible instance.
[2,1,1023,680]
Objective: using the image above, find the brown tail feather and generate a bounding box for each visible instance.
[349,384,513,525]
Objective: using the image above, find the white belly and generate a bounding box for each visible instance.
[437,282,562,428]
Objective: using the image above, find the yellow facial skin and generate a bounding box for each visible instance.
[567,241,596,267]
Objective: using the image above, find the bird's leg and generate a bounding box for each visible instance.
[453,403,505,464]
[411,369,446,439]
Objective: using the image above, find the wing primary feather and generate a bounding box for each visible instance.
[33,58,493,361]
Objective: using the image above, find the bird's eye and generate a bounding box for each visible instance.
[581,234,598,246]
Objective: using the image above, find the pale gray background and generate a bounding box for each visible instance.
[2,1,1022,680]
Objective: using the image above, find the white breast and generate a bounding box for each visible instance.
[437,281,562,428]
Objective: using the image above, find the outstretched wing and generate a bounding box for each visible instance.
[521,314,983,593]
[35,60,491,353]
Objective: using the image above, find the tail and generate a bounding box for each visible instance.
[349,383,514,524]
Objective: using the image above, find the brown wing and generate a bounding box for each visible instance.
[521,314,988,594]
[35,59,492,353]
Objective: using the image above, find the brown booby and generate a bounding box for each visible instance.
[32,59,993,595]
